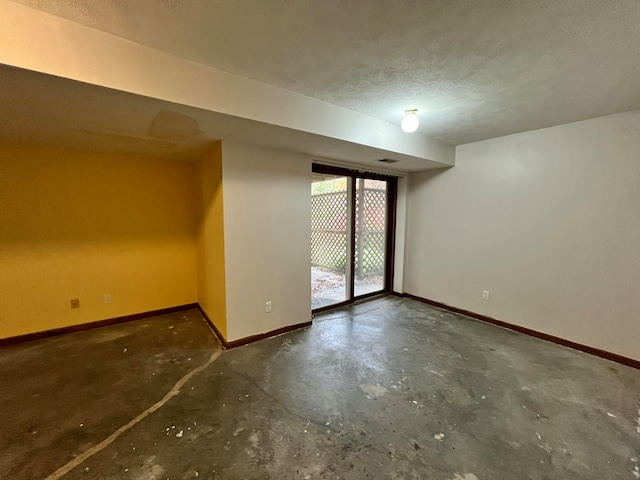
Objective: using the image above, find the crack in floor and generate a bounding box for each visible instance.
[44,349,223,480]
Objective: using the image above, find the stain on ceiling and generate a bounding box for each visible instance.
[7,0,640,144]
[0,65,449,172]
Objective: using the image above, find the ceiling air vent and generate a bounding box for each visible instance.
[378,159,399,164]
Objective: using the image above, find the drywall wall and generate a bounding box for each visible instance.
[0,145,198,339]
[196,143,228,338]
[221,141,311,342]
[405,111,640,361]
[393,176,408,293]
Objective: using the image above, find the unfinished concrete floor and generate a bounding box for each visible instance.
[1,297,639,479]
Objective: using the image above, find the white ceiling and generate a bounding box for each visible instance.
[8,0,640,145]
[0,64,449,172]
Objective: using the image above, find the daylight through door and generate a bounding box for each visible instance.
[311,165,396,311]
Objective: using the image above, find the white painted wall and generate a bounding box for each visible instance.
[405,111,640,361]
[221,141,312,341]
[392,176,409,293]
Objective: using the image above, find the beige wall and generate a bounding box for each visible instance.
[196,143,228,338]
[393,175,408,293]
[405,111,640,361]
[0,145,198,339]
[221,141,311,342]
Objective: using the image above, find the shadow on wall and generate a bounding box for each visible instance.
[407,165,453,197]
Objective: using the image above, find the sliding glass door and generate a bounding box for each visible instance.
[311,165,396,311]
[354,178,388,297]
[311,172,350,309]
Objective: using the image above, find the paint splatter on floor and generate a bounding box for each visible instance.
[359,383,388,398]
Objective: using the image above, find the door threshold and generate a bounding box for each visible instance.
[312,291,390,316]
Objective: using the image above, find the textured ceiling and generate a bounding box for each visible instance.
[8,0,640,144]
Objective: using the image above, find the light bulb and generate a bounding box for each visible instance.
[401,109,419,133]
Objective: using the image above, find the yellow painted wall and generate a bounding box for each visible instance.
[195,143,227,339]
[0,145,199,339]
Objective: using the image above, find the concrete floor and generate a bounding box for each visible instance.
[1,297,639,479]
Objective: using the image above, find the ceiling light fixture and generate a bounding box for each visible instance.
[401,109,419,133]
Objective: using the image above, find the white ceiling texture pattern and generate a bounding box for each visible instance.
[9,0,640,145]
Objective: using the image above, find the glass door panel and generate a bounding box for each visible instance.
[354,178,387,297]
[311,173,350,309]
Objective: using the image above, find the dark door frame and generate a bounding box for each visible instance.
[312,163,398,313]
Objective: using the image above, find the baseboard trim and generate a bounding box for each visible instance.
[0,303,199,348]
[1,303,313,351]
[196,304,312,350]
[195,304,227,348]
[226,320,313,349]
[394,292,640,370]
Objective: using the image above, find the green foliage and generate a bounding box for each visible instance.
[311,178,347,195]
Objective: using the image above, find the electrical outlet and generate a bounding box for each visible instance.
[70,298,80,309]
[265,301,272,313]
[103,294,112,304]
[482,290,490,301]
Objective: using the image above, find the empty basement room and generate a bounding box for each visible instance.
[1,1,639,479]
